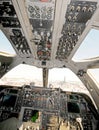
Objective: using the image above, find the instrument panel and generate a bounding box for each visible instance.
[0,85,98,130]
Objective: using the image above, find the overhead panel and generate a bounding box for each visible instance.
[25,0,56,61]
[0,0,32,57]
[56,0,97,61]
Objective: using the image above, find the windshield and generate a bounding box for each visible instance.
[0,65,89,94]
[0,64,43,87]
[0,28,99,93]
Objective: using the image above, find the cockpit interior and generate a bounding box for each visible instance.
[0,0,99,130]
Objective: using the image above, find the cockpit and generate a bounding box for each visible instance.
[0,0,99,129]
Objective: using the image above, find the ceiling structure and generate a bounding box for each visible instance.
[0,0,99,111]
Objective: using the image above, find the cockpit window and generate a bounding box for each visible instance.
[0,64,43,87]
[73,29,99,61]
[87,69,99,88]
[49,68,88,92]
[49,68,81,82]
[0,30,16,55]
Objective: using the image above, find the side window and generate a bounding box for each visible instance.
[0,30,15,54]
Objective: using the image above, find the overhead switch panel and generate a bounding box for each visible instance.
[56,0,97,60]
[26,0,56,60]
[0,0,32,57]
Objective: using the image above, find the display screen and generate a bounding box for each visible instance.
[67,102,80,113]
[2,95,17,107]
[9,89,18,94]
[31,110,39,122]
